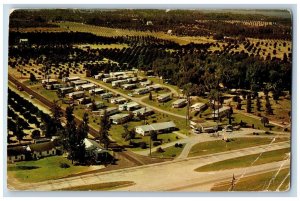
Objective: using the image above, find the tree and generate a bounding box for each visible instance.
[99,110,111,149]
[50,100,63,136]
[29,73,37,82]
[261,117,269,127]
[227,106,233,125]
[75,112,89,163]
[150,130,158,141]
[15,117,26,142]
[64,106,77,164]
[265,95,273,115]
[246,94,252,113]
[122,124,135,141]
[256,96,261,111]
[149,91,152,101]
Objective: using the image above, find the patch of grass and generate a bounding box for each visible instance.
[233,113,283,132]
[211,168,290,191]
[188,137,289,157]
[195,148,290,172]
[59,181,135,191]
[7,156,92,182]
[151,143,186,158]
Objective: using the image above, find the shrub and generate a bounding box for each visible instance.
[60,163,70,169]
[153,141,161,146]
[156,147,164,153]
[140,142,147,149]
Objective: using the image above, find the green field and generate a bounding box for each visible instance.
[211,168,290,191]
[188,137,289,157]
[8,156,93,182]
[151,144,186,158]
[59,181,135,191]
[195,148,290,172]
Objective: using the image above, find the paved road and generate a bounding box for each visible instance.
[11,141,289,191]
[85,78,187,119]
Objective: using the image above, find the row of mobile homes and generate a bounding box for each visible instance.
[57,87,74,96]
[121,83,137,90]
[119,102,140,111]
[89,88,105,95]
[62,76,80,83]
[134,87,150,95]
[76,83,96,91]
[132,107,154,117]
[157,94,171,103]
[42,79,57,85]
[109,113,131,124]
[135,121,177,136]
[112,79,128,87]
[126,77,138,83]
[190,102,207,112]
[110,97,127,104]
[67,91,85,99]
[172,99,187,108]
[100,92,113,99]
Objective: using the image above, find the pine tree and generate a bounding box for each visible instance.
[246,94,252,113]
[15,117,25,142]
[149,91,152,101]
[99,110,111,149]
[75,112,89,163]
[64,106,77,164]
[256,96,261,111]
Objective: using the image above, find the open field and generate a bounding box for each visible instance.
[188,137,289,157]
[211,168,290,191]
[7,156,101,182]
[59,181,135,191]
[195,148,290,172]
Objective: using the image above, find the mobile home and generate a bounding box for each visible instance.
[157,94,171,103]
[67,91,85,99]
[135,121,177,136]
[172,99,187,108]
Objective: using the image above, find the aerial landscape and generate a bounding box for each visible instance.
[7,8,292,192]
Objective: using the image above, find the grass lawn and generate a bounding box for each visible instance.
[211,168,290,191]
[58,181,135,191]
[151,143,186,158]
[7,156,94,183]
[188,137,289,157]
[195,148,290,172]
[232,113,283,132]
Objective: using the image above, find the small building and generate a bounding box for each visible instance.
[62,76,80,83]
[146,21,153,26]
[119,102,140,111]
[27,141,58,159]
[110,97,127,104]
[172,99,187,108]
[86,101,105,110]
[121,83,137,90]
[132,107,154,117]
[134,87,150,95]
[84,138,109,163]
[157,94,171,103]
[67,91,85,99]
[109,113,131,124]
[41,79,57,85]
[190,120,218,133]
[7,146,27,163]
[135,121,177,136]
[89,87,105,95]
[76,83,96,91]
[190,102,207,111]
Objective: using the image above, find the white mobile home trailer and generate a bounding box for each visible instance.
[70,80,88,87]
[62,76,80,83]
[103,77,118,83]
[112,79,128,87]
[121,83,137,90]
[118,102,140,111]
[110,97,127,104]
[172,99,187,108]
[67,91,85,99]
[191,102,207,111]
[57,87,74,96]
[89,88,105,95]
[76,83,96,91]
[109,113,130,124]
[134,87,150,95]
[157,94,171,103]
[101,107,119,116]
[132,107,154,116]
[45,84,63,90]
[100,92,113,99]
[42,79,57,85]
